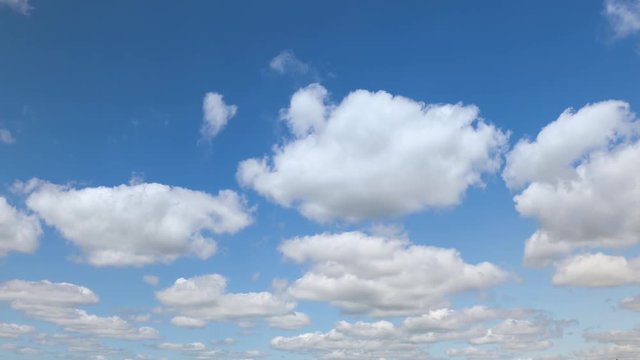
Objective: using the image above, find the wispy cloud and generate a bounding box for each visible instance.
[269,50,310,75]
[0,129,15,144]
[605,0,640,38]
[0,0,33,15]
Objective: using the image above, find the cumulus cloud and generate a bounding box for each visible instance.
[0,279,158,340]
[269,50,310,75]
[0,128,15,144]
[272,309,570,360]
[279,231,509,316]
[605,0,640,38]
[200,92,237,140]
[502,100,640,267]
[552,253,640,287]
[267,312,311,330]
[23,180,252,267]
[0,196,41,256]
[0,0,31,15]
[238,84,507,222]
[156,274,295,327]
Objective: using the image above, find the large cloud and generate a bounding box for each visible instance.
[156,274,297,327]
[279,231,509,316]
[502,100,640,268]
[238,84,507,222]
[0,279,157,340]
[0,196,41,256]
[23,180,252,267]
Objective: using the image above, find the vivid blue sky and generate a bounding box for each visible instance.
[1,1,640,359]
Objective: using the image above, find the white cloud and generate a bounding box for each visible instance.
[0,279,158,340]
[552,253,640,287]
[0,196,41,256]
[23,180,252,267]
[503,100,635,189]
[605,0,640,38]
[143,275,159,286]
[272,310,569,360]
[0,0,31,15]
[579,327,640,359]
[158,341,262,359]
[0,322,34,338]
[201,92,237,140]
[0,128,15,144]
[269,50,310,75]
[620,295,640,311]
[170,316,207,328]
[279,231,509,316]
[267,312,311,330]
[156,274,295,326]
[238,84,507,222]
[502,101,640,267]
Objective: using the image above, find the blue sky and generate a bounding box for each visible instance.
[1,0,640,359]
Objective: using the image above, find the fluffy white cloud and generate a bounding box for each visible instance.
[279,231,509,316]
[0,196,41,256]
[23,180,252,267]
[0,322,34,338]
[0,0,31,15]
[269,50,310,75]
[605,0,640,38]
[156,274,295,326]
[502,101,640,267]
[201,92,237,140]
[267,312,311,330]
[0,128,15,144]
[552,253,640,287]
[238,84,507,222]
[0,279,158,340]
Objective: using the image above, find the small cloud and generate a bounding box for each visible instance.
[251,272,260,282]
[0,0,32,15]
[200,92,237,140]
[0,129,15,144]
[143,275,159,286]
[269,50,310,75]
[604,0,640,38]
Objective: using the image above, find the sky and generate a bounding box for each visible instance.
[0,0,640,359]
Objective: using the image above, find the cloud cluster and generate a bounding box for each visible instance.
[156,274,302,328]
[578,327,640,360]
[279,231,509,316]
[238,84,507,222]
[0,279,158,340]
[0,322,34,338]
[504,100,640,286]
[0,196,41,257]
[22,180,252,266]
[272,307,570,360]
[158,341,263,359]
[201,92,238,140]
